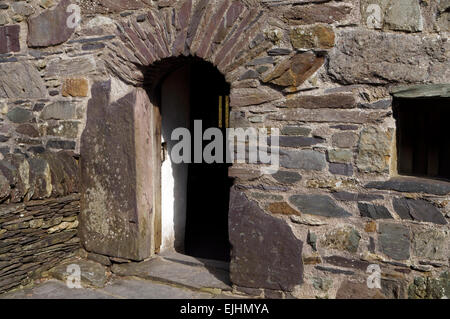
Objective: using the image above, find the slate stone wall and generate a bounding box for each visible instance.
[0,152,80,294]
[0,0,449,298]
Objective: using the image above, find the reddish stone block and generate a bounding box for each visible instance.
[0,25,20,54]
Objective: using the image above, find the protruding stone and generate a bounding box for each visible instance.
[328,149,353,163]
[328,29,448,84]
[7,107,33,123]
[285,93,355,109]
[413,229,448,261]
[230,87,283,107]
[356,126,394,173]
[285,3,352,25]
[262,52,324,87]
[0,62,47,99]
[366,177,450,196]
[62,78,89,97]
[79,81,153,261]
[290,25,335,49]
[289,194,351,218]
[40,102,76,120]
[272,171,302,184]
[378,222,410,261]
[332,132,358,148]
[321,227,361,253]
[27,0,76,47]
[267,202,301,216]
[281,126,311,136]
[0,25,20,54]
[384,0,423,32]
[329,163,353,176]
[336,280,385,299]
[393,198,447,225]
[280,150,326,171]
[229,188,303,292]
[358,203,393,220]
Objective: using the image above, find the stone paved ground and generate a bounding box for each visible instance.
[0,278,231,299]
[0,253,248,299]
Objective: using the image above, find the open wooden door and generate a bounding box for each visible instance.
[152,103,162,254]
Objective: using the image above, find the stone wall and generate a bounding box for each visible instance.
[0,0,449,298]
[0,151,80,293]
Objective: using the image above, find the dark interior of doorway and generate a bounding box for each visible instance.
[160,58,232,262]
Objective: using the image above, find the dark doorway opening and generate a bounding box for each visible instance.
[184,59,232,262]
[156,57,232,262]
[393,97,450,181]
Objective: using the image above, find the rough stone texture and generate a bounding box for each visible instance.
[328,149,353,163]
[290,25,335,49]
[49,259,107,288]
[278,136,324,148]
[285,93,355,109]
[229,189,303,292]
[336,280,385,299]
[272,171,302,184]
[230,87,283,107]
[27,0,76,47]
[384,0,423,32]
[329,163,353,176]
[366,177,450,196]
[333,192,383,202]
[40,102,76,121]
[408,272,449,299]
[332,132,358,148]
[321,227,361,253]
[392,84,450,99]
[267,202,301,216]
[0,24,20,54]
[323,256,370,271]
[289,194,351,218]
[7,107,33,123]
[285,3,352,25]
[378,222,410,261]
[358,203,393,220]
[393,198,447,225]
[356,126,393,173]
[270,108,386,124]
[0,63,47,99]
[262,52,324,87]
[413,229,448,261]
[328,29,449,84]
[79,81,154,261]
[0,0,448,299]
[280,150,326,171]
[62,79,89,97]
[281,126,311,136]
[0,194,80,294]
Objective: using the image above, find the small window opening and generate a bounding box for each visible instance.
[393,97,450,181]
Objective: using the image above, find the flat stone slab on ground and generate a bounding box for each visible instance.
[0,278,217,299]
[111,257,232,291]
[48,259,108,288]
[0,280,115,299]
[160,251,230,271]
[101,278,214,299]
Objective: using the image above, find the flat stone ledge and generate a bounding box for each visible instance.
[111,257,232,291]
[391,84,450,99]
[365,177,450,196]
